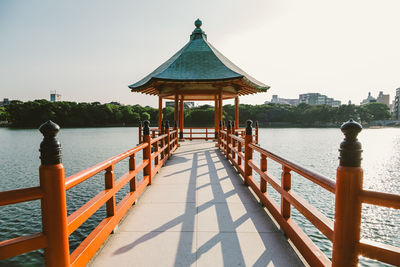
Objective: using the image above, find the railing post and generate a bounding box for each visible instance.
[129,154,136,192]
[105,165,116,217]
[332,120,363,267]
[237,132,242,167]
[255,121,259,144]
[160,121,165,160]
[281,166,291,219]
[138,121,142,144]
[218,121,222,148]
[226,121,231,157]
[166,120,171,158]
[260,154,267,193]
[174,121,178,147]
[205,128,208,141]
[231,121,236,159]
[38,121,70,267]
[143,120,152,185]
[190,127,192,141]
[244,120,253,185]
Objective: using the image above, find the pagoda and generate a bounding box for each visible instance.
[129,19,269,138]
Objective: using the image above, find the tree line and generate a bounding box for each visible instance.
[0,99,391,128]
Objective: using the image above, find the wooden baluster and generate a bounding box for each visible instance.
[129,154,136,192]
[152,130,156,138]
[143,120,152,185]
[174,121,178,148]
[166,121,170,158]
[190,128,192,141]
[38,121,70,267]
[332,120,363,267]
[231,123,236,159]
[160,121,164,160]
[281,166,291,219]
[255,121,259,144]
[218,121,222,148]
[260,154,267,194]
[105,165,116,217]
[154,139,159,166]
[244,120,253,185]
[206,128,208,141]
[237,137,242,167]
[138,121,142,144]
[226,121,231,157]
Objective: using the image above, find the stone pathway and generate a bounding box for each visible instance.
[91,141,303,267]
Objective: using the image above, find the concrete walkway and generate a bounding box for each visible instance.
[91,141,304,267]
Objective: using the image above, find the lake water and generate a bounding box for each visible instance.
[0,127,399,266]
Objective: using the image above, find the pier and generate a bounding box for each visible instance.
[1,19,400,267]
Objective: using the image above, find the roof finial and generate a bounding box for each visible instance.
[195,18,202,28]
[191,18,206,40]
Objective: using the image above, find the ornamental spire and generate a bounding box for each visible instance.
[190,18,207,40]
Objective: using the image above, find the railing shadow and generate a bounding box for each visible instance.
[111,142,300,266]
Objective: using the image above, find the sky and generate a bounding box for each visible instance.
[1,0,399,107]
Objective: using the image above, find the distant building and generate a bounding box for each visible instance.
[0,98,10,107]
[376,91,390,107]
[268,95,299,106]
[393,88,400,120]
[299,93,341,107]
[50,90,61,102]
[360,92,376,105]
[166,101,194,108]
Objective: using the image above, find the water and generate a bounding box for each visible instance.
[0,127,399,266]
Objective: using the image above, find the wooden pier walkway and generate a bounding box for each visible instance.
[90,141,303,267]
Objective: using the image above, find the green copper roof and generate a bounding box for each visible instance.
[129,19,269,92]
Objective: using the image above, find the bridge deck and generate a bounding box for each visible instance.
[91,141,303,267]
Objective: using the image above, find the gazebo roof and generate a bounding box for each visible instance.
[129,19,269,100]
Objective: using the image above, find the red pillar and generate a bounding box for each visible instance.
[214,96,218,139]
[219,90,223,124]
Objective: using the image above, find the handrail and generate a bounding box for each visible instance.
[360,190,400,209]
[0,121,180,266]
[65,143,148,190]
[218,120,400,267]
[249,143,336,193]
[0,187,43,206]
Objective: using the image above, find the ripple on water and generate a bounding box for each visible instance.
[1,127,399,266]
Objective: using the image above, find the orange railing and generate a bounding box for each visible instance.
[219,120,400,267]
[0,120,179,266]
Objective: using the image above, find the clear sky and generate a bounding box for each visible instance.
[1,0,399,107]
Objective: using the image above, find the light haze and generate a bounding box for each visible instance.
[1,0,399,107]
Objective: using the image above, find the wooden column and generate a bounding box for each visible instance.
[179,96,184,139]
[174,93,179,125]
[158,96,162,130]
[235,96,239,129]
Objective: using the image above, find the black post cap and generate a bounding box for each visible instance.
[161,120,165,129]
[227,120,231,130]
[143,120,150,136]
[339,119,363,167]
[219,121,222,127]
[165,120,170,128]
[231,121,235,129]
[255,121,259,127]
[246,120,253,135]
[39,120,62,165]
[174,121,177,128]
[138,120,142,127]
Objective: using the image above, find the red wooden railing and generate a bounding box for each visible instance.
[219,120,400,267]
[0,120,179,266]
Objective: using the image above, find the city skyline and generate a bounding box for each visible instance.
[1,0,399,107]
